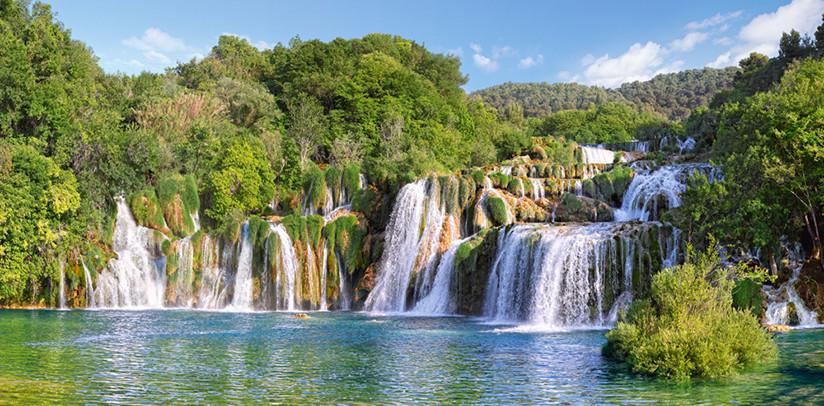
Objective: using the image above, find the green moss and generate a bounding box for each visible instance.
[303,164,328,211]
[507,178,525,196]
[325,166,343,202]
[489,172,511,189]
[130,188,166,232]
[459,176,477,210]
[323,214,367,273]
[487,196,509,226]
[342,165,362,196]
[562,193,582,211]
[248,216,271,249]
[470,168,485,185]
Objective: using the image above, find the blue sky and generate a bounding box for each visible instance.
[49,0,824,91]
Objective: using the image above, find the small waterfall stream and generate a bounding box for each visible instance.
[95,198,167,308]
[58,262,67,309]
[82,262,95,308]
[229,223,254,310]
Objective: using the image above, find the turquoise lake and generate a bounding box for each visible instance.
[0,310,822,404]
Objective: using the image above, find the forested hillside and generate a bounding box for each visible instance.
[474,67,738,121]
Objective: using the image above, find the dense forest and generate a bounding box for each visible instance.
[474,67,738,121]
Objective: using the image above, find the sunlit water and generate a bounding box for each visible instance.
[0,310,822,404]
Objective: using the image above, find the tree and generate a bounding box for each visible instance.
[285,93,326,169]
[205,137,275,221]
[816,13,824,56]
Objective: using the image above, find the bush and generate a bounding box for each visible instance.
[604,245,777,381]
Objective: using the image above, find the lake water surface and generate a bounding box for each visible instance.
[0,310,822,403]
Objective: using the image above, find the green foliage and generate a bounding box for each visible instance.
[130,188,166,232]
[475,68,737,121]
[0,142,81,303]
[531,102,667,144]
[302,164,328,211]
[206,136,275,221]
[323,214,368,273]
[604,245,777,381]
[732,278,764,318]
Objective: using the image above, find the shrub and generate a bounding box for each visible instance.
[604,245,777,381]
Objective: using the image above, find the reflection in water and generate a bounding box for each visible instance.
[0,310,822,403]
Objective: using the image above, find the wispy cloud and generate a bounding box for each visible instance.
[685,10,743,31]
[122,27,199,69]
[578,41,668,87]
[518,54,544,69]
[670,31,709,52]
[708,0,824,67]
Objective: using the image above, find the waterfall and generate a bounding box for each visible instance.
[82,262,95,308]
[581,146,615,165]
[172,237,195,307]
[615,164,711,221]
[337,252,351,310]
[197,235,228,309]
[271,224,299,310]
[411,237,471,315]
[320,242,329,310]
[677,136,696,154]
[229,223,254,310]
[58,262,67,309]
[764,245,820,326]
[364,180,428,312]
[529,179,545,200]
[95,198,166,308]
[483,223,676,328]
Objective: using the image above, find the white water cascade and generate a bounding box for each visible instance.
[411,237,471,315]
[95,198,167,308]
[364,180,428,312]
[229,223,254,310]
[529,178,545,201]
[483,223,678,328]
[615,164,711,221]
[82,262,95,308]
[58,262,67,309]
[197,235,228,309]
[581,146,616,165]
[270,224,299,311]
[764,245,820,327]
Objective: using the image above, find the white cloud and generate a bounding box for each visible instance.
[685,10,743,30]
[580,41,667,87]
[124,28,189,53]
[713,37,734,46]
[708,0,824,67]
[473,53,499,72]
[557,70,580,82]
[580,53,596,66]
[518,54,544,69]
[670,32,709,52]
[469,43,482,53]
[707,52,732,68]
[491,45,516,59]
[122,28,197,68]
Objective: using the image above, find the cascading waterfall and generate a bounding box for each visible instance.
[270,224,299,311]
[364,180,428,312]
[581,146,615,165]
[320,242,329,311]
[229,223,254,310]
[337,253,351,311]
[82,262,95,308]
[172,237,195,307]
[95,198,166,308]
[615,164,711,221]
[764,244,820,326]
[411,236,471,315]
[58,262,67,309]
[197,235,227,309]
[529,179,545,200]
[483,223,677,328]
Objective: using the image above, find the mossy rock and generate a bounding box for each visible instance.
[486,196,509,226]
[507,178,525,196]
